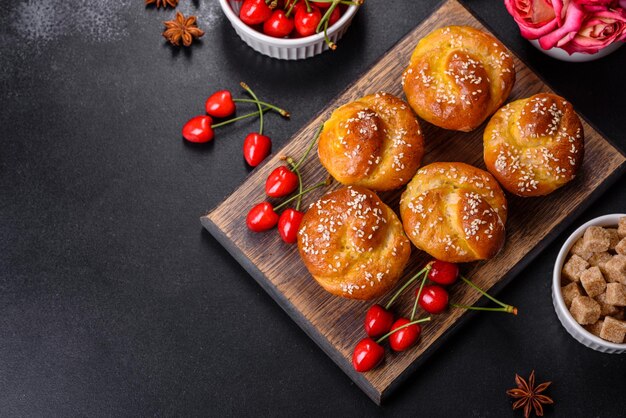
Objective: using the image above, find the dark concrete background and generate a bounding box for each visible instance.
[1,0,625,416]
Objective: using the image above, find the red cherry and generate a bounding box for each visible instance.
[243,133,271,167]
[419,285,449,314]
[263,10,294,38]
[328,7,341,26]
[388,318,422,352]
[352,338,385,373]
[312,1,331,9]
[278,208,304,244]
[239,0,272,25]
[265,166,299,197]
[294,5,322,37]
[246,202,279,232]
[364,304,394,338]
[182,115,214,143]
[205,90,236,118]
[428,260,460,286]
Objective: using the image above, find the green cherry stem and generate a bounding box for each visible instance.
[240,82,264,135]
[232,98,290,117]
[450,304,518,315]
[273,177,331,211]
[293,124,323,171]
[294,168,303,211]
[303,0,312,13]
[210,107,270,129]
[459,275,516,311]
[410,269,429,321]
[384,265,431,311]
[375,317,432,344]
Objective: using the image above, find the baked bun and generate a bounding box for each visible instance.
[298,186,411,300]
[400,162,507,263]
[483,93,584,197]
[318,92,425,191]
[402,25,515,132]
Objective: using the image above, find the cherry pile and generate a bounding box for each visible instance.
[246,126,329,243]
[182,82,289,167]
[353,260,518,373]
[239,0,363,49]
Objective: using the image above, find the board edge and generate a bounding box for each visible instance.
[200,214,384,405]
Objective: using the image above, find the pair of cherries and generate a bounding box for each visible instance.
[353,260,518,373]
[182,83,289,167]
[247,127,325,244]
[239,0,357,48]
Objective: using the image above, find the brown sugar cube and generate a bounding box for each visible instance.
[618,217,626,238]
[607,228,620,251]
[561,282,582,308]
[569,296,601,325]
[615,238,626,256]
[580,266,606,298]
[596,292,622,317]
[589,251,612,269]
[604,255,626,284]
[570,238,593,260]
[605,283,626,306]
[585,319,604,338]
[599,316,626,344]
[562,254,589,282]
[582,226,611,253]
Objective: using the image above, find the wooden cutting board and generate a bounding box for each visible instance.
[202,0,626,404]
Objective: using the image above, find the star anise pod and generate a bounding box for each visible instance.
[146,0,179,8]
[162,12,205,47]
[506,370,554,418]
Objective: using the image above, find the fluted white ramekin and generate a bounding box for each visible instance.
[553,214,626,354]
[219,0,359,60]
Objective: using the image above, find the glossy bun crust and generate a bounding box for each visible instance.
[318,93,425,191]
[402,26,515,132]
[400,162,507,263]
[483,93,584,197]
[297,186,411,300]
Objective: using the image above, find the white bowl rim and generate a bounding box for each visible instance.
[219,0,358,46]
[553,213,626,350]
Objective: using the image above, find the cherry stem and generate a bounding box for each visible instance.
[312,0,363,4]
[375,317,432,344]
[410,269,428,321]
[293,124,323,171]
[240,82,264,135]
[450,303,517,315]
[232,99,290,118]
[273,178,330,211]
[459,275,516,312]
[384,265,431,311]
[294,167,303,211]
[317,0,340,34]
[285,0,297,17]
[303,0,312,13]
[210,107,271,129]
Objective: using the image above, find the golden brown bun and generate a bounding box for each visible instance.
[318,93,425,191]
[400,162,507,263]
[402,26,515,132]
[297,186,411,300]
[483,93,584,197]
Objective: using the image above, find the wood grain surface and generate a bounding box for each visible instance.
[202,0,626,404]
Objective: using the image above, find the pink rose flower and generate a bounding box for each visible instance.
[560,7,626,53]
[504,0,568,39]
[537,2,586,49]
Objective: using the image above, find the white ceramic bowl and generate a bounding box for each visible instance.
[552,213,626,354]
[529,39,623,62]
[219,0,359,60]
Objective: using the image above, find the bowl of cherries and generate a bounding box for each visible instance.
[219,0,363,60]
